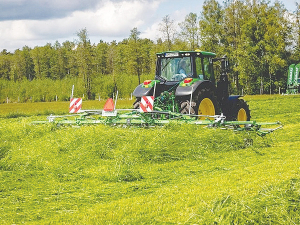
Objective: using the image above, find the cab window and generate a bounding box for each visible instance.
[196,57,213,80]
[203,57,214,81]
[195,57,204,79]
[160,56,192,81]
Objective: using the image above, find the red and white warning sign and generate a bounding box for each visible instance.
[69,98,82,113]
[140,96,154,112]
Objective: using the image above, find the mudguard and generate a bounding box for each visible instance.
[221,95,242,116]
[133,84,153,98]
[227,95,241,103]
[175,80,215,97]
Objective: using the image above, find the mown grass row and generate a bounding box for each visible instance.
[0,99,134,118]
[0,94,300,224]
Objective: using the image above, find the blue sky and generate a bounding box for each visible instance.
[0,0,298,52]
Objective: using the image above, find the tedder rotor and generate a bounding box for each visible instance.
[33,95,281,137]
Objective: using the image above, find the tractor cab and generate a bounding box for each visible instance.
[133,50,220,99]
[155,51,216,84]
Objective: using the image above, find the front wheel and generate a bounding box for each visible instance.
[180,87,220,119]
[133,98,141,109]
[197,97,217,117]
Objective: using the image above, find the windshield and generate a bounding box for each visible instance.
[159,56,192,81]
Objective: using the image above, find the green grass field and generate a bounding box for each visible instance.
[1,95,300,224]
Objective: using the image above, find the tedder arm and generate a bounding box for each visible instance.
[33,110,282,137]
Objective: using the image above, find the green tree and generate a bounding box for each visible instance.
[30,44,54,80]
[114,39,129,76]
[238,1,290,94]
[179,13,200,50]
[76,28,95,99]
[52,41,70,79]
[95,40,109,75]
[62,41,78,78]
[22,46,35,81]
[291,2,300,62]
[0,50,12,80]
[140,38,155,75]
[128,27,143,85]
[30,46,42,79]
[159,15,177,51]
[199,0,224,54]
[10,49,26,81]
[222,0,247,92]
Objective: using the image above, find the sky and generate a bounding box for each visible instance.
[0,0,298,52]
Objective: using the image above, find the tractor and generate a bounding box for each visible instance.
[133,50,250,121]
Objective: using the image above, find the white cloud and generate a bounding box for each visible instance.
[0,0,161,51]
[140,22,160,40]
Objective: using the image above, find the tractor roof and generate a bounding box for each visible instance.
[157,50,216,57]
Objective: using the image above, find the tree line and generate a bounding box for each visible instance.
[1,0,300,103]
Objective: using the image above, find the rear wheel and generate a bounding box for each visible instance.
[180,87,220,119]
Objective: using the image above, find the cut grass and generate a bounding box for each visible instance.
[0,94,300,224]
[0,99,135,118]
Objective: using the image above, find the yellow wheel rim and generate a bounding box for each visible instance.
[198,98,215,119]
[237,108,247,121]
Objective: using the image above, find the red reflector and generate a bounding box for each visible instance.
[143,80,152,85]
[184,78,193,83]
[103,98,115,111]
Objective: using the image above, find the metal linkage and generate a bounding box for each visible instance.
[32,110,282,136]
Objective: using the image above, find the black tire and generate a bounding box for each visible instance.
[133,98,141,109]
[230,99,251,121]
[180,100,196,114]
[180,86,220,119]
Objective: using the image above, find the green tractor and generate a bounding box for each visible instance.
[133,50,250,121]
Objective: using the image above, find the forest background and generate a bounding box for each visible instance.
[1,0,300,103]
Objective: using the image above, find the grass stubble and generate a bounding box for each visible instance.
[0,95,300,224]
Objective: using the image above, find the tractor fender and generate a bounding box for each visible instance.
[227,95,242,104]
[133,84,153,98]
[221,95,242,116]
[175,80,215,97]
